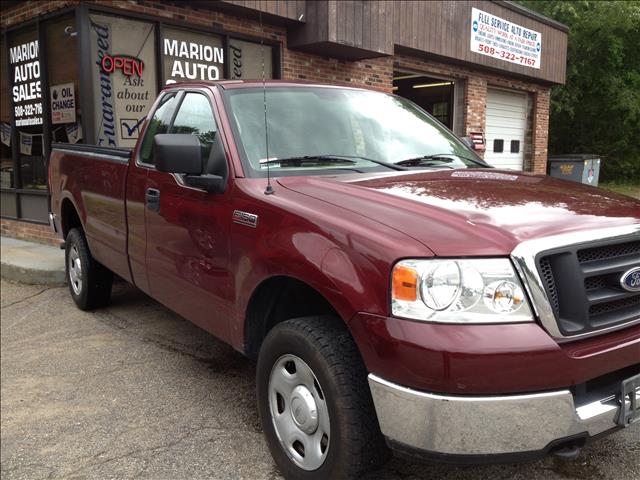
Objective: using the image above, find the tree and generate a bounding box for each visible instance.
[519,1,640,183]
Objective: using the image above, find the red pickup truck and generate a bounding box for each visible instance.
[49,81,639,479]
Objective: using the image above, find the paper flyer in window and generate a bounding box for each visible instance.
[19,131,32,155]
[0,122,11,147]
[66,124,83,144]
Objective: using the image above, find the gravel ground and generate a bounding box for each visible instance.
[1,279,638,480]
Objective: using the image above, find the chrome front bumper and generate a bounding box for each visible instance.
[368,374,638,457]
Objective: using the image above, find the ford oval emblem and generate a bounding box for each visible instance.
[620,267,640,292]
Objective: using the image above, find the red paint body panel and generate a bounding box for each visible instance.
[349,313,640,394]
[49,81,640,399]
[49,149,132,283]
[278,170,640,256]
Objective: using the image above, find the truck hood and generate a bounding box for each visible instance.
[277,169,640,256]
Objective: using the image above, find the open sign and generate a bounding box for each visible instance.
[101,54,144,76]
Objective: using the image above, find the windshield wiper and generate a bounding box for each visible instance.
[260,155,357,167]
[319,154,407,171]
[261,155,407,171]
[396,153,486,168]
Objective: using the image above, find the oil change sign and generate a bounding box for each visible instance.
[50,83,76,124]
[470,8,542,69]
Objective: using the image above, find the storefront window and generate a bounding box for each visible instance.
[1,35,13,188]
[162,27,225,84]
[228,38,273,80]
[89,13,157,148]
[9,28,46,190]
[47,14,81,144]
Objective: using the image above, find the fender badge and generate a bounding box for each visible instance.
[233,210,258,228]
[620,267,640,293]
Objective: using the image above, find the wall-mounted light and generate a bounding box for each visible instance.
[64,26,78,37]
[392,74,423,81]
[412,81,453,89]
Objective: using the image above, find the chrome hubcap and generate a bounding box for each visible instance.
[268,354,330,471]
[290,385,318,435]
[68,245,82,295]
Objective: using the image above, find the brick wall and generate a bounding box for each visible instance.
[532,89,550,174]
[283,51,393,92]
[1,218,61,246]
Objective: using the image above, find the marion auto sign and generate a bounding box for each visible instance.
[470,8,542,69]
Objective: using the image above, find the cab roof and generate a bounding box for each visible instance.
[162,79,374,92]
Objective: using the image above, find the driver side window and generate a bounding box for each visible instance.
[169,93,217,171]
[139,92,179,166]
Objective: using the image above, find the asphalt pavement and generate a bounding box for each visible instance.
[1,279,638,480]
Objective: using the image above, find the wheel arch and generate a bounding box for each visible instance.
[60,195,84,239]
[243,275,344,360]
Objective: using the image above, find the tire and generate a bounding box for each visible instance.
[65,228,113,310]
[256,316,390,480]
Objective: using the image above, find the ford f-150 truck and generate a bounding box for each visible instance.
[49,80,639,479]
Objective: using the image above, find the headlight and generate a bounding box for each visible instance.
[391,259,533,323]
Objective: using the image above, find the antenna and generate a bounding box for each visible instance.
[260,10,274,195]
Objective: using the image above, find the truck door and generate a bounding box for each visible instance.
[126,91,181,295]
[143,90,234,342]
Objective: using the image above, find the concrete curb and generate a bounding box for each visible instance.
[0,262,67,286]
[1,237,66,286]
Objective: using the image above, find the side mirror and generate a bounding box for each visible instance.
[154,134,203,175]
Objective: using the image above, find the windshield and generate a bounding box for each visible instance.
[224,86,485,177]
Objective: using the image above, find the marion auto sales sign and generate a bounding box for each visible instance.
[470,8,542,69]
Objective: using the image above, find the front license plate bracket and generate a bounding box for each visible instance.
[617,373,640,427]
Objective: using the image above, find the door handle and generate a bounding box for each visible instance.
[145,188,160,212]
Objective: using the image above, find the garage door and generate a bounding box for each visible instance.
[485,89,527,170]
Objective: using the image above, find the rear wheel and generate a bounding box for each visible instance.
[65,228,113,310]
[256,316,389,479]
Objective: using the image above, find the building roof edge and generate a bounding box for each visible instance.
[493,1,570,33]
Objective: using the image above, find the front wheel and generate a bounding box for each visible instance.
[256,316,389,479]
[65,228,113,310]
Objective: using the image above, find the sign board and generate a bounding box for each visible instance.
[9,39,43,126]
[469,131,485,150]
[162,28,224,84]
[90,14,157,148]
[50,83,76,124]
[470,8,542,69]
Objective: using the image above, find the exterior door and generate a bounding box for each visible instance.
[143,91,234,342]
[485,89,527,170]
[126,91,181,295]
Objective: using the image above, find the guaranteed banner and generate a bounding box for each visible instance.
[470,8,542,69]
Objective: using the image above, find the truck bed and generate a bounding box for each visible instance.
[49,143,133,282]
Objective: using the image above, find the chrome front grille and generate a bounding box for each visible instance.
[511,225,640,341]
[537,240,640,336]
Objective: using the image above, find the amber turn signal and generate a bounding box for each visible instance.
[392,265,418,302]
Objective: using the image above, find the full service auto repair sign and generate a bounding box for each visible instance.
[470,8,542,69]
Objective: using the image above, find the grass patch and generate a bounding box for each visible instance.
[599,182,640,199]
